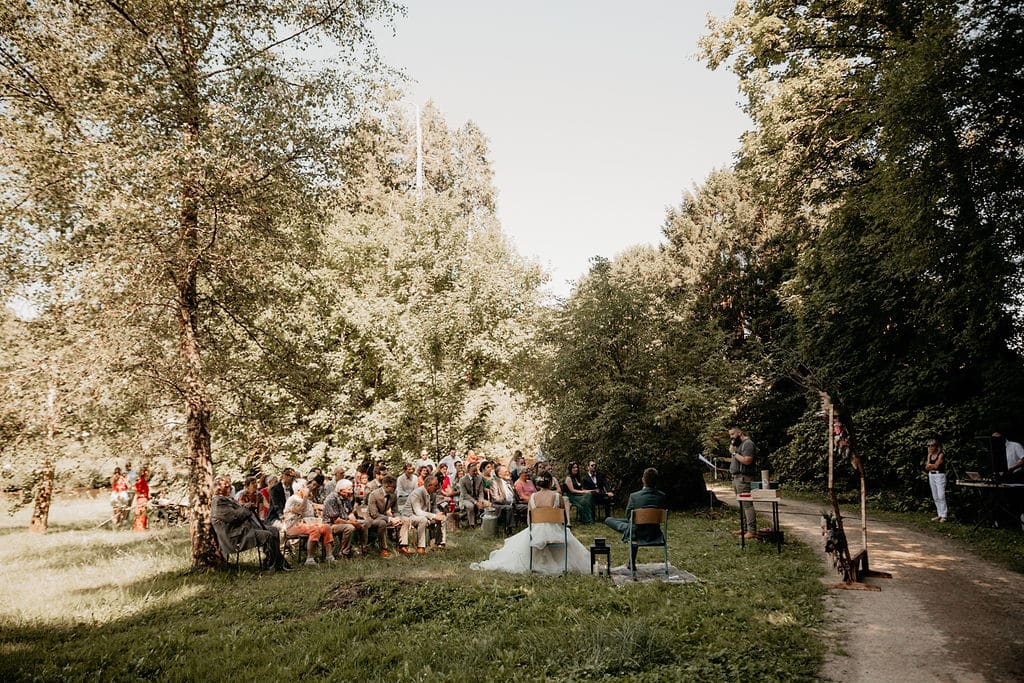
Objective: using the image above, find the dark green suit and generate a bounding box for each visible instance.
[604,486,667,543]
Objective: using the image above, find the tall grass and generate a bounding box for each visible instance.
[0,496,825,682]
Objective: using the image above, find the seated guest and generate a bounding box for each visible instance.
[365,475,403,557]
[563,461,596,524]
[514,467,536,503]
[236,476,266,519]
[211,475,288,571]
[353,471,369,503]
[604,467,667,570]
[489,464,517,532]
[322,479,367,557]
[266,468,296,525]
[284,479,336,565]
[364,464,388,498]
[416,464,431,487]
[400,475,447,553]
[582,459,615,517]
[459,462,488,526]
[307,472,327,506]
[257,475,275,519]
[396,463,419,511]
[438,448,461,479]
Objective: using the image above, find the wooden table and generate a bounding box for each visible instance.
[738,496,783,553]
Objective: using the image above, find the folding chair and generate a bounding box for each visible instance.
[627,508,669,580]
[528,506,568,575]
[212,523,262,571]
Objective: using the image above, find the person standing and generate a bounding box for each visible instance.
[132,467,150,532]
[729,427,758,539]
[924,438,947,522]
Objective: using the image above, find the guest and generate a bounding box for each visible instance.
[132,467,150,532]
[364,464,388,498]
[396,463,419,511]
[266,468,296,525]
[110,467,130,528]
[323,479,366,557]
[401,476,447,553]
[365,475,403,557]
[489,465,517,532]
[438,448,460,479]
[582,460,615,517]
[211,475,288,571]
[563,461,596,524]
[416,464,431,487]
[237,476,266,519]
[459,462,488,526]
[257,474,275,519]
[514,468,536,504]
[354,471,369,503]
[924,439,948,522]
[604,468,668,570]
[284,479,336,565]
[307,472,327,506]
[414,449,435,472]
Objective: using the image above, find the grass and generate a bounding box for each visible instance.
[0,495,826,682]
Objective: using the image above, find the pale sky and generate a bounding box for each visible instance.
[374,1,748,298]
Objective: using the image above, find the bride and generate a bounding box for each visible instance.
[471,471,591,574]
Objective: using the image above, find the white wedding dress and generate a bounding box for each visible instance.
[471,492,591,574]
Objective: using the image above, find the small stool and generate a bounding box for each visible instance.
[590,539,611,576]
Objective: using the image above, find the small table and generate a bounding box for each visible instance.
[956,480,1024,530]
[590,540,611,576]
[738,497,783,553]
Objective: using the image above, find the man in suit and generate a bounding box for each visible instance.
[266,467,296,525]
[400,476,447,553]
[365,475,403,556]
[582,460,615,518]
[459,462,488,526]
[604,468,667,570]
[211,475,289,571]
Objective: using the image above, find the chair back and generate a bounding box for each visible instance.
[631,508,667,525]
[528,506,566,525]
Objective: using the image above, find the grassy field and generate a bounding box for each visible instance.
[0,496,826,682]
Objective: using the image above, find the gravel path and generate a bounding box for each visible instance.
[710,485,1024,682]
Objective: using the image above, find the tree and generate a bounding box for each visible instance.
[544,250,739,506]
[1,0,398,565]
[701,0,1024,498]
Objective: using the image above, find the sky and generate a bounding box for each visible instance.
[372,1,750,298]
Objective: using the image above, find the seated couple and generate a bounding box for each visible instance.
[470,468,666,575]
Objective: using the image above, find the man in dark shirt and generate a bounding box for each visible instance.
[729,427,758,539]
[604,468,667,570]
[266,467,296,525]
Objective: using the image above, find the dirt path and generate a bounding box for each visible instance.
[710,485,1024,682]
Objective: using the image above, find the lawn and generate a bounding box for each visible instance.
[0,496,826,682]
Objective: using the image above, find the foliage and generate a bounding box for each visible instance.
[543,250,742,506]
[0,496,826,682]
[693,0,1024,498]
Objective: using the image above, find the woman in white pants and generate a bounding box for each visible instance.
[925,438,947,522]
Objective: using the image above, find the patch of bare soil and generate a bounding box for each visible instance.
[711,485,1024,682]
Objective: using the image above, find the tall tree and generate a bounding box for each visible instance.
[1,0,398,565]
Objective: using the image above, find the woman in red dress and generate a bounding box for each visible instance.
[133,467,150,532]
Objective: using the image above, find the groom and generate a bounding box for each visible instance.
[604,467,667,570]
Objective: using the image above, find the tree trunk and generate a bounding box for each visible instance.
[29,455,55,534]
[29,384,58,534]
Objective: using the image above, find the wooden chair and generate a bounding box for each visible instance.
[627,508,669,580]
[528,506,568,575]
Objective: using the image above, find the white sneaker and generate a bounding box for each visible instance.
[304,557,317,566]
[326,555,337,563]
